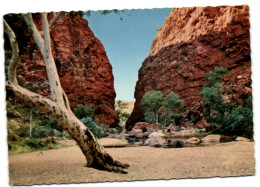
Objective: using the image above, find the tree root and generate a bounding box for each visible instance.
[86,153,129,174]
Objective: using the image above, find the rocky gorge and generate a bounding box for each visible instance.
[126,5,251,130]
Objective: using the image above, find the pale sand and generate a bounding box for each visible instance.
[8,140,255,185]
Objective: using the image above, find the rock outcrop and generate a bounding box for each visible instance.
[6,13,119,127]
[126,5,251,130]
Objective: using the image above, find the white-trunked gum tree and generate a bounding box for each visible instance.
[4,12,129,173]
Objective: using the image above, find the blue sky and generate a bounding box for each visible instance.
[84,8,171,101]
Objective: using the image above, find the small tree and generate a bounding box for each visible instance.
[199,67,230,125]
[161,92,184,126]
[200,67,253,138]
[141,91,163,128]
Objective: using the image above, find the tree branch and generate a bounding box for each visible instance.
[41,12,65,105]
[49,12,67,31]
[48,12,58,27]
[17,75,50,89]
[4,19,20,84]
[22,13,45,56]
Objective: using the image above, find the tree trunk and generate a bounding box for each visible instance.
[29,110,32,139]
[6,83,129,173]
[4,13,129,173]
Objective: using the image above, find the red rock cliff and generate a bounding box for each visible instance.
[14,14,119,127]
[126,5,251,130]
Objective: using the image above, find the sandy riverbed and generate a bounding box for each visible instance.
[8,140,255,185]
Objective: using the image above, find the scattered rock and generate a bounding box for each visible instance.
[133,142,143,146]
[144,132,166,147]
[237,75,243,79]
[196,120,212,131]
[201,135,221,146]
[187,137,200,145]
[245,87,252,94]
[166,139,188,148]
[133,122,157,132]
[236,137,251,142]
[128,129,143,137]
[166,124,178,133]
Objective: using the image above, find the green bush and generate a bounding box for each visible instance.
[213,96,253,138]
[15,126,30,138]
[115,126,123,134]
[73,104,95,119]
[56,131,72,139]
[47,119,63,132]
[45,137,58,145]
[200,67,253,138]
[23,139,45,149]
[31,125,54,138]
[8,143,13,150]
[81,117,102,139]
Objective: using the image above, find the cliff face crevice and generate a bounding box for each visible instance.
[126,5,251,130]
[9,14,119,127]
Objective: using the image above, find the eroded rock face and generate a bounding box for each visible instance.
[126,5,251,130]
[13,14,119,127]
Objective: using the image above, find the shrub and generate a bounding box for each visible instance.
[73,104,95,119]
[213,96,253,138]
[15,126,30,138]
[81,117,102,139]
[47,119,63,132]
[31,125,54,138]
[8,143,13,150]
[200,67,253,138]
[115,126,123,134]
[23,139,45,149]
[45,137,58,145]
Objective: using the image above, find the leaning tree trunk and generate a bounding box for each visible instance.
[4,13,129,173]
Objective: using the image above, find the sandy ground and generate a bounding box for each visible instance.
[8,140,255,185]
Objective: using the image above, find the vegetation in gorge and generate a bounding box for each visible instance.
[160,92,184,126]
[7,99,71,154]
[73,104,103,138]
[200,67,253,138]
[141,91,163,125]
[115,100,130,129]
[141,91,184,128]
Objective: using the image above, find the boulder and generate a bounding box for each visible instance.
[133,122,157,132]
[236,137,251,142]
[187,137,200,146]
[144,132,166,147]
[201,135,221,146]
[167,124,177,133]
[196,120,212,131]
[128,129,143,137]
